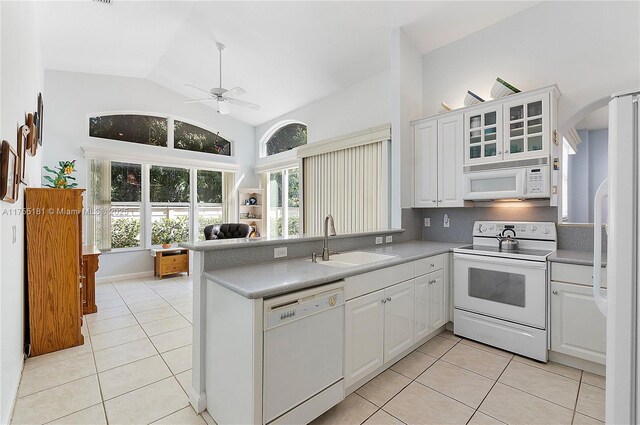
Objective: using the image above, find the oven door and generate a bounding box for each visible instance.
[454,253,547,328]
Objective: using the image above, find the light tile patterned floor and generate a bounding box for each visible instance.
[312,331,606,425]
[12,276,606,425]
[11,275,216,425]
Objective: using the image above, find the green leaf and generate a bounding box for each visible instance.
[43,166,56,173]
[44,176,55,183]
[66,176,76,180]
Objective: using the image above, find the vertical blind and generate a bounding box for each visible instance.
[303,140,389,235]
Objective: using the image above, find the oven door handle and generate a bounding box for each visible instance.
[453,253,548,270]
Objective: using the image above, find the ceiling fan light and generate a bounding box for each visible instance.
[217,100,230,115]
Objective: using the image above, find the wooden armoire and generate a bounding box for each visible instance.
[25,188,84,356]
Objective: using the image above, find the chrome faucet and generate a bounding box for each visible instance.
[322,214,337,261]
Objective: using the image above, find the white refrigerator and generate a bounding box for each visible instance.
[593,89,640,424]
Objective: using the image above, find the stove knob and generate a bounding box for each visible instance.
[481,225,487,233]
[542,227,550,235]
[489,225,495,231]
[530,225,538,232]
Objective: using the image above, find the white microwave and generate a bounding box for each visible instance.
[463,163,550,201]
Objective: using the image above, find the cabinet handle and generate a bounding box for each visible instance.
[431,200,436,203]
[386,297,391,302]
[552,290,558,295]
[497,151,502,154]
[505,150,510,154]
[429,280,434,284]
[382,299,387,303]
[430,264,435,267]
[438,199,442,202]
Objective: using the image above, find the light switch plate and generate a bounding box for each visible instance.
[385,235,393,243]
[375,236,383,245]
[443,214,450,228]
[274,247,288,258]
[424,218,430,227]
[12,225,17,244]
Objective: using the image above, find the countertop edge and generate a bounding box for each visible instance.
[203,243,462,299]
[180,229,405,251]
[547,250,607,267]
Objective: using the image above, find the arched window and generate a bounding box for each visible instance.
[265,123,307,156]
[88,114,232,156]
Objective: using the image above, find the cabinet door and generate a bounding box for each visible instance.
[464,107,502,164]
[503,94,550,160]
[550,281,606,365]
[414,121,438,207]
[344,290,385,387]
[414,275,430,341]
[429,269,447,332]
[384,280,415,362]
[437,114,465,208]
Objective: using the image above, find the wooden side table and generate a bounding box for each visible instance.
[151,248,190,279]
[81,245,101,315]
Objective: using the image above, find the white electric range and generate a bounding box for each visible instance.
[452,221,557,361]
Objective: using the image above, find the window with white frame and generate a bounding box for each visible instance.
[89,113,232,156]
[263,122,307,157]
[267,167,300,238]
[89,159,225,251]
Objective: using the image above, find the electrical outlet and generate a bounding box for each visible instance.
[385,235,393,243]
[12,225,17,244]
[375,236,383,245]
[424,218,431,227]
[443,214,450,228]
[274,247,288,258]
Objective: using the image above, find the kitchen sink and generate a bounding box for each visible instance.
[310,251,397,267]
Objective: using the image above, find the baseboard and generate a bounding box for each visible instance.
[189,388,207,413]
[1,354,24,425]
[549,351,606,376]
[96,270,155,284]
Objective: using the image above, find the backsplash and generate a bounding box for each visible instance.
[420,206,558,243]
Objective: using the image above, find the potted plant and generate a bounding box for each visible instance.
[43,160,78,188]
[161,231,173,249]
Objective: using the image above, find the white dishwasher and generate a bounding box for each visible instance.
[263,281,345,424]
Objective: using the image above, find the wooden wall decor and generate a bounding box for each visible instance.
[1,140,18,203]
[26,113,37,156]
[17,125,29,184]
[36,93,44,146]
[26,188,85,356]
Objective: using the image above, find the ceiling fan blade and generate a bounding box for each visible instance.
[185,84,211,95]
[182,98,215,104]
[225,97,260,110]
[217,100,230,115]
[222,87,246,98]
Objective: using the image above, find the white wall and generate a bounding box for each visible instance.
[0,2,43,422]
[421,1,640,131]
[255,71,391,147]
[44,70,257,279]
[390,28,423,217]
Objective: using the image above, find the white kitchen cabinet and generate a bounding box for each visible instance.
[414,269,446,341]
[413,120,438,207]
[550,281,606,365]
[464,106,503,165]
[383,280,415,362]
[502,93,550,161]
[344,290,385,387]
[414,114,466,208]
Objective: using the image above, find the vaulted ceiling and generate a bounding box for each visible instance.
[35,1,538,126]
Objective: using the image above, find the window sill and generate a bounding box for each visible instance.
[102,247,149,254]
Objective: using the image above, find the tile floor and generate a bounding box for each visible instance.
[11,275,606,425]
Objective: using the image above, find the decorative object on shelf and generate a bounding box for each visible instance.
[36,92,44,146]
[464,90,485,106]
[161,243,172,249]
[490,77,521,99]
[17,125,29,184]
[439,102,453,113]
[43,160,78,188]
[248,196,257,205]
[248,224,260,238]
[26,113,37,156]
[1,140,19,203]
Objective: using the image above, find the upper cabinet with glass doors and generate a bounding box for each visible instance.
[464,106,502,164]
[463,87,557,165]
[502,94,549,161]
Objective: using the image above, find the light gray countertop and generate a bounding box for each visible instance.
[548,249,607,267]
[203,241,464,299]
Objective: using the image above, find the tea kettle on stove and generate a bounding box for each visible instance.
[496,228,519,251]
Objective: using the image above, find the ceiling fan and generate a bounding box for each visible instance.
[183,42,260,115]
